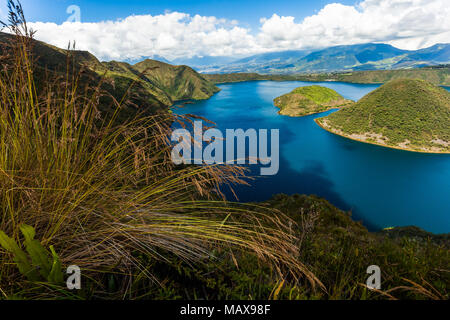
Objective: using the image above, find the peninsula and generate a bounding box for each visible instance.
[315,79,450,153]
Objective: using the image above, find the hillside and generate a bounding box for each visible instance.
[274,85,353,117]
[0,32,219,111]
[149,193,449,300]
[133,59,219,101]
[316,79,450,153]
[201,43,450,74]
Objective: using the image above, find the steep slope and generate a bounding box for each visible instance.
[274,86,353,117]
[133,59,220,101]
[316,79,450,153]
[0,32,219,111]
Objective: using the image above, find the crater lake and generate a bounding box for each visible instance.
[174,81,450,234]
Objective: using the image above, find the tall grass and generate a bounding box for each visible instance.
[0,2,319,299]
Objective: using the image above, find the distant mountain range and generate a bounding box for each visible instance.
[187,43,450,74]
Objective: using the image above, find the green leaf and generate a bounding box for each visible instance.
[47,245,64,284]
[20,224,51,278]
[0,231,39,281]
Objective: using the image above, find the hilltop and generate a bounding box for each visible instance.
[316,79,450,153]
[274,85,353,117]
[132,59,219,101]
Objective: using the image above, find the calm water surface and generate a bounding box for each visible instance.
[175,81,450,233]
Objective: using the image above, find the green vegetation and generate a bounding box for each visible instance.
[203,73,298,84]
[296,66,450,87]
[142,194,449,300]
[274,85,353,117]
[0,32,219,111]
[204,66,450,87]
[316,79,450,153]
[0,4,311,299]
[0,2,448,301]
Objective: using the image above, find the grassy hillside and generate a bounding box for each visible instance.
[133,59,220,101]
[0,32,219,111]
[274,85,353,117]
[146,194,449,300]
[316,79,450,153]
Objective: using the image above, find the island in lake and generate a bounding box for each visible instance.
[273,85,354,117]
[315,79,450,153]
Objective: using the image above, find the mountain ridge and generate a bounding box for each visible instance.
[199,43,450,74]
[0,32,220,112]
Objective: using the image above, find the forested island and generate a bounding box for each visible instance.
[274,85,353,117]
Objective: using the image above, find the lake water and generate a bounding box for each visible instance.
[174,81,450,234]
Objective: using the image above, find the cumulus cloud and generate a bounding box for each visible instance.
[28,13,259,61]
[259,0,450,51]
[26,0,450,61]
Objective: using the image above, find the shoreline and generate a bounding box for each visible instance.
[314,118,450,155]
[277,106,341,118]
[204,74,450,87]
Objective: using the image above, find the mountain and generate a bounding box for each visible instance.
[0,32,219,113]
[202,43,450,74]
[201,50,311,74]
[125,55,172,65]
[274,85,353,117]
[132,59,220,101]
[316,79,450,153]
[234,50,310,64]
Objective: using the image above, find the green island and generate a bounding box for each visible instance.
[316,79,450,153]
[274,85,354,117]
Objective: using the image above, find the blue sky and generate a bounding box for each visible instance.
[7,0,357,28]
[1,0,448,62]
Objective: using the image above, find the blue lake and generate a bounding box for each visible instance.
[174,81,450,234]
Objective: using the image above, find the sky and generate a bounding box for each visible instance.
[1,0,449,62]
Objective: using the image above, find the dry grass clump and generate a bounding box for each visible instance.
[0,1,319,299]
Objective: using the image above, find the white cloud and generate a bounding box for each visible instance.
[258,0,450,51]
[27,0,450,61]
[28,12,259,61]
